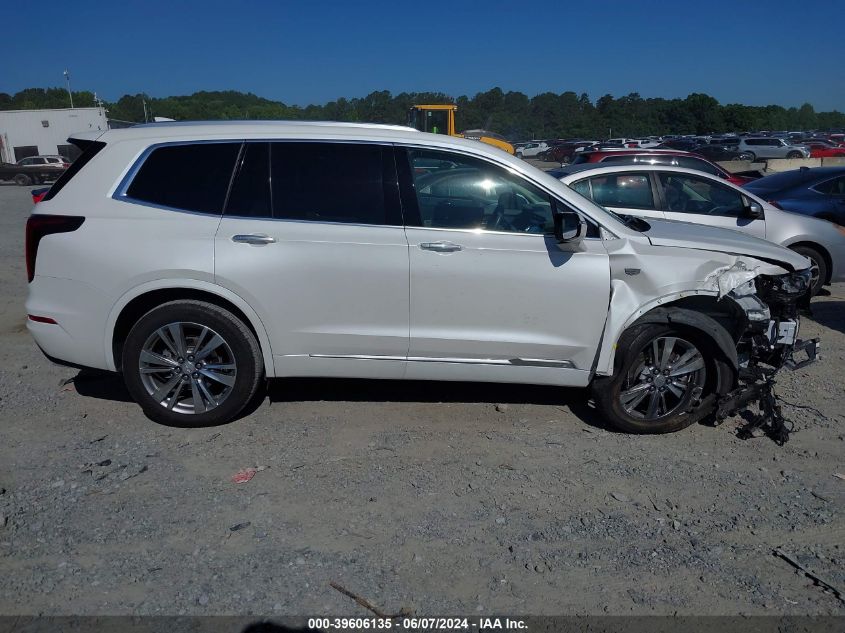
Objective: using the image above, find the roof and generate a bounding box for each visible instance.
[549,163,733,181]
[79,119,425,145]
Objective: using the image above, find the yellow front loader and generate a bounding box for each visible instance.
[407,104,514,155]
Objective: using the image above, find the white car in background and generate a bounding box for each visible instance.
[27,121,816,435]
[552,163,845,296]
[515,141,549,158]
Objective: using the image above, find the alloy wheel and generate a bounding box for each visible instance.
[138,321,237,414]
[618,336,706,421]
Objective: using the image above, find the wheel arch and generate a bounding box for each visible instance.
[784,240,833,284]
[594,291,742,380]
[106,281,275,376]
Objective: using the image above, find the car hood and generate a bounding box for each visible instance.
[641,218,810,271]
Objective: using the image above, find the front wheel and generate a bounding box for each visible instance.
[592,324,719,434]
[786,151,803,159]
[790,245,827,296]
[122,300,264,427]
[516,152,524,159]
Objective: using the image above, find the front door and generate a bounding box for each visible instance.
[657,172,766,239]
[214,141,409,379]
[398,148,610,387]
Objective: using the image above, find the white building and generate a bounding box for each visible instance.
[0,107,108,163]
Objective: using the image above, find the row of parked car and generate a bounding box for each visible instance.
[515,133,845,164]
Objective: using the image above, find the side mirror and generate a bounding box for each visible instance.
[554,209,586,244]
[746,201,764,219]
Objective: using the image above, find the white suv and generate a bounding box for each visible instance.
[26,121,817,434]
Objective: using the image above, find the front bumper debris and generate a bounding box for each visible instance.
[713,329,820,445]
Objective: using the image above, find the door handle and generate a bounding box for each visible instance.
[420,241,463,253]
[231,234,276,245]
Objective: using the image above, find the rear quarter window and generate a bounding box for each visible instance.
[124,143,241,214]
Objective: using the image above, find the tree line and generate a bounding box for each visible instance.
[2,86,844,140]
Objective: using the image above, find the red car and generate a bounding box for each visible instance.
[802,141,845,158]
[31,187,50,204]
[570,149,755,186]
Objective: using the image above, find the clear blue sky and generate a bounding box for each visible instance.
[7,0,845,110]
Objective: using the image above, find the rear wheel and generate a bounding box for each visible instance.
[790,245,827,296]
[14,173,32,186]
[592,324,719,434]
[122,300,263,427]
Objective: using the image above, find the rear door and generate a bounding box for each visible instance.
[214,141,410,379]
[569,172,665,221]
[657,171,766,238]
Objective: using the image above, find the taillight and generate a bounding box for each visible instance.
[25,215,84,282]
[768,200,784,210]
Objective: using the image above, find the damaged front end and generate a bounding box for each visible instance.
[715,265,820,443]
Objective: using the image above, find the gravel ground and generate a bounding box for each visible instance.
[0,183,843,617]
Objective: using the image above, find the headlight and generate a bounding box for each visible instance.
[757,269,811,301]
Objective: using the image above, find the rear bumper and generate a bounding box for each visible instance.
[25,275,112,371]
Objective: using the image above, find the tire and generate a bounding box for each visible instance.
[790,245,827,296]
[786,151,803,159]
[516,152,523,159]
[745,152,757,162]
[14,173,32,186]
[737,152,753,162]
[592,323,723,434]
[122,300,264,427]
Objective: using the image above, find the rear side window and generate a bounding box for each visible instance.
[676,156,719,176]
[43,140,106,202]
[270,142,399,225]
[126,143,241,214]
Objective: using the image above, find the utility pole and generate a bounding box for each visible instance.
[142,97,149,123]
[63,69,74,108]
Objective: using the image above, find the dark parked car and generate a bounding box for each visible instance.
[0,156,68,185]
[744,166,845,226]
[657,139,699,152]
[539,141,597,163]
[692,144,754,162]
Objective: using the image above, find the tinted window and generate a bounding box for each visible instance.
[601,155,674,166]
[659,173,746,217]
[225,143,271,218]
[406,149,555,234]
[676,156,720,176]
[815,176,845,195]
[126,143,240,214]
[271,143,396,225]
[585,173,655,209]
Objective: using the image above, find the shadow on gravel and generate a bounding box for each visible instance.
[267,377,614,431]
[71,368,133,402]
[810,300,845,334]
[68,370,615,431]
[242,623,310,633]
